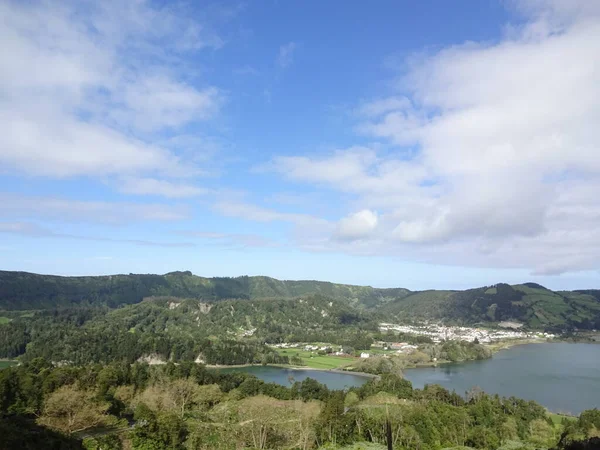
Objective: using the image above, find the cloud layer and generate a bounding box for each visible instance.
[0,0,219,187]
[265,0,600,275]
[2,0,599,280]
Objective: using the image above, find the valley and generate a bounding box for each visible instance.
[1,270,600,450]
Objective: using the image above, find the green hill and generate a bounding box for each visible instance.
[0,270,411,311]
[1,271,599,331]
[382,283,600,330]
[0,294,377,364]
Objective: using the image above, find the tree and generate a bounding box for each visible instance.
[169,378,202,418]
[579,409,600,435]
[38,384,111,435]
[528,418,556,447]
[133,378,220,419]
[345,391,359,408]
[288,400,321,450]
[500,417,519,442]
[298,377,329,402]
[83,435,122,450]
[466,425,500,449]
[130,403,186,450]
[195,384,223,410]
[237,395,284,449]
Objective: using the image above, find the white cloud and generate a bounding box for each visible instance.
[335,210,378,241]
[117,177,209,198]
[178,231,279,248]
[357,96,411,117]
[0,222,49,236]
[277,42,297,69]
[0,194,189,224]
[2,108,189,178]
[0,0,222,180]
[0,221,195,247]
[264,0,600,275]
[107,78,221,133]
[271,147,430,197]
[214,201,330,228]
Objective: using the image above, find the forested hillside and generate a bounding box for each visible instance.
[1,271,600,331]
[382,283,600,331]
[0,271,410,310]
[0,295,378,364]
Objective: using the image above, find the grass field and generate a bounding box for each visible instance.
[368,347,400,356]
[275,348,357,369]
[549,412,577,426]
[0,360,18,369]
[0,316,11,324]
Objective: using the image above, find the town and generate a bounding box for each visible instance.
[265,322,557,363]
[379,322,556,343]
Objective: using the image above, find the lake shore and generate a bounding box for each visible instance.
[486,337,548,353]
[207,338,553,377]
[208,363,379,379]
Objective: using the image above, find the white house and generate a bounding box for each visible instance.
[360,352,370,358]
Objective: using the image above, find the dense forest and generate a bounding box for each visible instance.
[381,283,600,331]
[2,271,600,370]
[0,295,378,364]
[1,358,599,450]
[0,271,410,311]
[2,271,600,331]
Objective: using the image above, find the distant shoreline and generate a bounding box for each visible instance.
[207,338,549,374]
[207,363,379,379]
[486,337,548,353]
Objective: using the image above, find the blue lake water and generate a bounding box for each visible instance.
[216,366,372,391]
[219,343,600,414]
[404,342,600,414]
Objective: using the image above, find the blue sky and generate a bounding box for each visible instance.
[1,0,600,290]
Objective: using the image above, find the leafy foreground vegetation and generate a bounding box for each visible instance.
[1,359,599,450]
[2,271,600,331]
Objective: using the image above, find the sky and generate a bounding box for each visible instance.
[1,0,599,290]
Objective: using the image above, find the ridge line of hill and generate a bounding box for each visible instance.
[0,270,599,331]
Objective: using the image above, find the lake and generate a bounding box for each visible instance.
[219,344,600,415]
[404,343,600,415]
[216,366,372,390]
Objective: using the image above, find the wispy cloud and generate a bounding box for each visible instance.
[214,201,330,228]
[177,231,280,249]
[356,96,411,117]
[0,194,189,224]
[0,222,195,248]
[277,42,297,69]
[116,177,210,198]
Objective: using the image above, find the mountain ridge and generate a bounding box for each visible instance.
[1,270,599,331]
[0,270,412,310]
